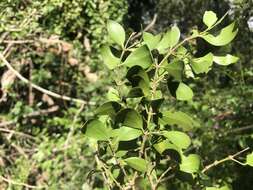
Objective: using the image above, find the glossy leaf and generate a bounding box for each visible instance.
[115,108,143,129]
[143,32,162,50]
[127,87,145,98]
[206,186,230,190]
[127,77,150,97]
[84,120,110,141]
[107,20,125,46]
[191,53,213,74]
[162,131,191,149]
[202,22,238,46]
[153,140,181,154]
[124,157,148,172]
[112,126,142,141]
[107,88,121,101]
[157,26,181,53]
[246,152,253,167]
[176,82,193,101]
[180,154,200,173]
[159,110,200,131]
[124,45,153,69]
[95,101,122,116]
[165,60,184,81]
[203,11,218,28]
[213,54,239,66]
[101,46,120,69]
[126,66,150,84]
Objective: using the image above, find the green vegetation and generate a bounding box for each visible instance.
[0,0,252,189]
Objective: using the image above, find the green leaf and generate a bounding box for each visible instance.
[153,140,181,154]
[127,87,145,98]
[162,131,191,149]
[127,77,150,97]
[101,46,120,69]
[107,20,125,46]
[112,126,142,141]
[203,11,218,28]
[95,101,122,116]
[206,186,230,190]
[84,120,110,141]
[143,32,162,50]
[180,154,200,173]
[107,88,121,101]
[124,45,153,69]
[126,66,150,84]
[191,53,213,74]
[201,22,238,46]
[159,110,200,131]
[246,152,253,167]
[157,26,181,53]
[115,108,143,129]
[176,82,193,101]
[213,54,239,66]
[126,66,150,96]
[165,60,184,81]
[124,157,148,172]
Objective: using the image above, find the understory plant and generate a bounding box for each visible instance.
[83,11,253,190]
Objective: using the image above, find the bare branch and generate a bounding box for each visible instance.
[0,175,45,189]
[0,52,94,105]
[202,147,250,173]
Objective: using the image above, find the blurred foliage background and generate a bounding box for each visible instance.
[0,0,252,189]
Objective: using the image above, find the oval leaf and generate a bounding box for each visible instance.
[127,87,145,98]
[203,11,218,28]
[112,126,142,141]
[162,131,191,149]
[191,53,213,74]
[206,186,230,190]
[213,54,239,66]
[246,152,253,167]
[159,110,200,131]
[95,101,122,116]
[153,140,181,155]
[180,154,200,174]
[202,22,238,46]
[165,60,184,81]
[124,157,148,172]
[84,120,110,141]
[143,32,162,50]
[124,45,153,69]
[126,66,150,84]
[101,46,120,69]
[176,82,193,101]
[115,108,143,129]
[107,20,125,46]
[107,88,121,101]
[157,26,180,53]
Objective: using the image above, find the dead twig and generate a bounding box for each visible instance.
[0,128,35,139]
[202,147,250,173]
[0,52,94,105]
[131,14,158,40]
[0,105,59,129]
[0,175,45,189]
[228,124,253,134]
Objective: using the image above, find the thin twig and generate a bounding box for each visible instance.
[202,147,250,173]
[0,128,35,139]
[64,103,85,147]
[0,105,59,128]
[0,52,94,105]
[0,175,45,189]
[154,167,172,189]
[228,125,253,134]
[132,14,158,40]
